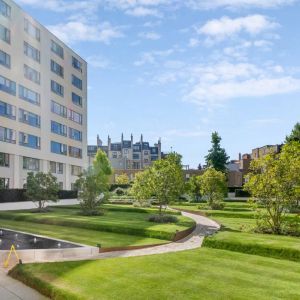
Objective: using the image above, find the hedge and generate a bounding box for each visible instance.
[109,184,131,191]
[235,189,251,198]
[0,189,77,203]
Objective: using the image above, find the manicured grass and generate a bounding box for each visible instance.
[10,248,300,300]
[0,206,195,241]
[173,202,300,261]
[0,219,168,248]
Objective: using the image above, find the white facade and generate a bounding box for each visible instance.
[0,0,88,190]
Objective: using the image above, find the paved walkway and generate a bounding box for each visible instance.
[0,209,220,299]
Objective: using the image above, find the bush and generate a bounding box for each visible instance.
[114,187,127,196]
[235,189,251,198]
[209,201,225,210]
[148,214,179,223]
[110,184,131,191]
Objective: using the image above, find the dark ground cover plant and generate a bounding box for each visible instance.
[148,214,178,223]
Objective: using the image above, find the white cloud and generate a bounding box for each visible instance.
[198,15,278,41]
[138,31,161,40]
[86,55,110,69]
[134,49,174,66]
[47,21,123,44]
[186,0,296,10]
[126,6,162,17]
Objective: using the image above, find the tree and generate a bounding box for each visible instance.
[131,156,185,216]
[130,170,152,207]
[115,173,129,185]
[244,142,300,234]
[286,122,300,143]
[76,150,112,215]
[199,168,227,209]
[205,132,229,172]
[187,175,202,202]
[25,172,59,212]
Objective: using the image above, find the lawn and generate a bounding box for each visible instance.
[10,248,300,300]
[172,201,300,261]
[0,219,168,248]
[0,205,195,242]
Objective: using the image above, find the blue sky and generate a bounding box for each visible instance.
[16,0,300,168]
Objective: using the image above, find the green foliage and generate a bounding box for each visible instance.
[148,214,178,223]
[199,168,227,209]
[76,149,112,216]
[245,142,300,234]
[286,122,300,143]
[186,175,202,202]
[25,172,59,211]
[205,132,229,172]
[115,173,130,185]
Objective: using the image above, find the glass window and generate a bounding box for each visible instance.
[19,109,40,127]
[68,109,82,124]
[51,60,64,78]
[0,152,9,167]
[0,126,16,144]
[19,85,40,105]
[58,163,63,174]
[0,0,10,18]
[50,161,56,173]
[0,24,9,43]
[51,100,67,118]
[71,165,82,176]
[24,18,40,41]
[51,80,64,97]
[23,157,40,171]
[51,141,67,155]
[72,75,82,90]
[0,178,9,189]
[0,75,16,95]
[51,40,64,59]
[72,92,82,107]
[0,50,10,68]
[72,56,82,72]
[133,153,140,160]
[0,101,16,119]
[69,146,82,159]
[69,127,82,141]
[19,132,40,149]
[112,152,117,159]
[24,42,40,63]
[24,64,40,84]
[51,120,67,136]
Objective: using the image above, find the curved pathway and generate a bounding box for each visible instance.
[0,210,220,300]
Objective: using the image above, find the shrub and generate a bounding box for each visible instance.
[148,214,178,223]
[114,187,127,196]
[209,201,225,210]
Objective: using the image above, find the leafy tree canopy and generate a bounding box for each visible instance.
[286,122,300,143]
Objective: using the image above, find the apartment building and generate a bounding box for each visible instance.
[88,134,162,182]
[0,0,88,190]
[251,144,283,160]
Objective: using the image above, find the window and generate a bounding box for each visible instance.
[24,42,40,63]
[0,75,16,95]
[68,109,82,124]
[0,152,9,167]
[24,64,40,84]
[0,101,16,119]
[51,141,67,155]
[69,146,82,159]
[51,120,67,136]
[72,92,82,107]
[19,109,40,127]
[19,133,40,149]
[51,40,64,59]
[151,156,158,161]
[0,50,10,68]
[72,57,82,72]
[0,178,9,189]
[23,157,40,171]
[51,80,64,97]
[0,24,10,45]
[50,161,56,173]
[69,127,82,141]
[133,153,140,160]
[72,75,82,90]
[51,60,64,78]
[24,18,40,41]
[58,163,63,174]
[0,126,16,144]
[0,0,10,18]
[144,151,149,155]
[19,85,40,105]
[71,165,82,176]
[112,152,117,159]
[51,101,67,118]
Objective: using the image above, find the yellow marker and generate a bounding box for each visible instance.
[4,245,20,268]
